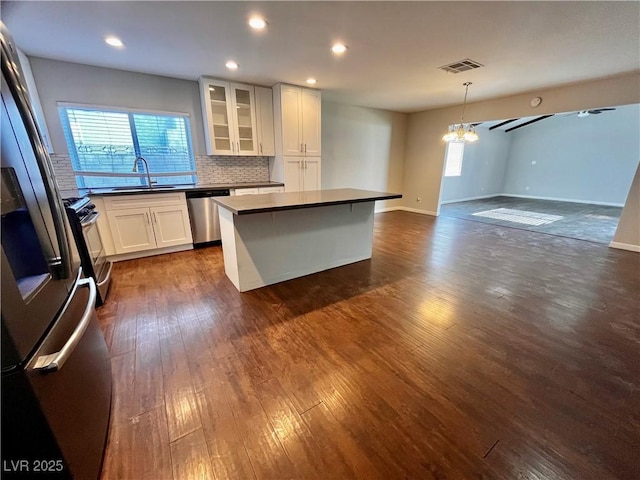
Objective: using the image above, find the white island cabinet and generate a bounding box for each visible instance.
[213,188,402,292]
[102,192,193,258]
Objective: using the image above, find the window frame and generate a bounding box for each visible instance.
[444,141,464,177]
[58,102,197,189]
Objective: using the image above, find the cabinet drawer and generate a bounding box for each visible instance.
[234,188,260,196]
[102,192,186,210]
[258,186,284,194]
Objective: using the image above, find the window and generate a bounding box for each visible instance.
[59,105,196,189]
[444,141,464,177]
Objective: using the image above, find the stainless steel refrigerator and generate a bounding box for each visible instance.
[1,24,112,480]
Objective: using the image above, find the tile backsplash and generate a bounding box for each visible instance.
[49,153,270,189]
[195,155,269,184]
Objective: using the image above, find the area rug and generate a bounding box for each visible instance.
[472,208,564,226]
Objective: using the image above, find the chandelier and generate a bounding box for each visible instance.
[442,82,479,143]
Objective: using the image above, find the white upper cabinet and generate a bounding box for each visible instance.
[255,86,275,156]
[199,78,258,156]
[301,89,321,156]
[275,84,321,157]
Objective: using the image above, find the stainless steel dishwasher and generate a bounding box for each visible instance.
[186,189,230,247]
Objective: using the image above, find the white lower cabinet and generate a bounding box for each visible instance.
[284,157,320,192]
[234,186,285,195]
[258,186,285,194]
[149,204,193,248]
[104,193,193,255]
[107,207,157,254]
[234,188,260,196]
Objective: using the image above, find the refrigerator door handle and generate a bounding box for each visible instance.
[31,277,97,373]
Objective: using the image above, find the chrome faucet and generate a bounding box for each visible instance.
[132,156,156,188]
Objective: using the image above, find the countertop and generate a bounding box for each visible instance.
[59,181,284,198]
[212,188,402,215]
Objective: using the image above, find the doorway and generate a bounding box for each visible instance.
[438,104,639,245]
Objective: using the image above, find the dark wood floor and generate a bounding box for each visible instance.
[98,211,639,480]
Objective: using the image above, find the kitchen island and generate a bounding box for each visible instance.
[213,188,402,292]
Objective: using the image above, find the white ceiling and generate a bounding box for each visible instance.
[3,1,639,113]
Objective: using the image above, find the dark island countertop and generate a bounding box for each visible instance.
[60,181,284,198]
[212,188,402,215]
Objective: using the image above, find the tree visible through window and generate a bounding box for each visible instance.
[59,105,197,188]
[444,141,464,177]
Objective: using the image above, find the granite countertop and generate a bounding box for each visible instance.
[60,181,284,198]
[212,188,402,215]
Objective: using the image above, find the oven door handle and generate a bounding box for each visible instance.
[81,211,100,228]
[31,277,97,373]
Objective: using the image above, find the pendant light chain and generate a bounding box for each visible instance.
[460,82,471,125]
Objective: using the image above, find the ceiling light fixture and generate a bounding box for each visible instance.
[306,78,317,85]
[225,61,239,70]
[442,82,479,143]
[104,36,124,48]
[248,16,267,30]
[331,43,348,55]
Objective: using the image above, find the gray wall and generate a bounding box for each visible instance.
[440,128,511,203]
[322,102,406,210]
[503,104,640,205]
[440,103,640,206]
[30,57,207,155]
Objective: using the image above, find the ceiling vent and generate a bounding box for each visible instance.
[438,59,484,74]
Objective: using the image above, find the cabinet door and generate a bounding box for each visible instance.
[280,86,302,156]
[303,157,321,191]
[106,208,157,254]
[255,86,275,156]
[301,89,321,156]
[231,84,258,156]
[150,205,193,248]
[284,157,303,192]
[201,79,235,155]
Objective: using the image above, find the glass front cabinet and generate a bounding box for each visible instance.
[199,78,258,156]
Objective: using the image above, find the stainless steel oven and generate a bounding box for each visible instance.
[63,197,113,306]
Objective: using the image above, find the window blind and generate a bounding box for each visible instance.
[59,106,196,189]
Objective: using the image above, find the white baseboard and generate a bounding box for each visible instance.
[375,206,438,216]
[397,206,438,216]
[502,194,624,207]
[108,244,193,262]
[609,241,640,253]
[440,194,501,204]
[375,206,407,213]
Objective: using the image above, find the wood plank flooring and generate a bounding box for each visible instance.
[98,211,640,480]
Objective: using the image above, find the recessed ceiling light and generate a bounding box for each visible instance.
[248,16,267,30]
[225,61,239,70]
[331,43,348,55]
[306,78,317,85]
[104,36,124,48]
